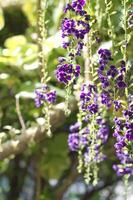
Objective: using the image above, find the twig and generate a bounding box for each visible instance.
[15,94,26,131]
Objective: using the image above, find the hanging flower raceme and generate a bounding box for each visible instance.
[80,83,98,114]
[68,83,109,184]
[113,100,133,176]
[56,0,91,114]
[35,84,56,137]
[97,49,127,110]
[62,2,90,56]
[68,122,88,151]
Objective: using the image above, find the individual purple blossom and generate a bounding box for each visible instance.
[114,117,123,130]
[128,10,133,28]
[107,65,118,78]
[114,100,121,111]
[58,57,66,63]
[113,130,122,142]
[76,42,84,56]
[87,103,99,114]
[125,122,133,129]
[101,91,112,108]
[45,90,56,103]
[120,60,126,73]
[74,65,81,77]
[62,41,70,48]
[126,129,133,141]
[98,74,110,88]
[68,126,89,151]
[117,81,127,88]
[123,109,133,120]
[69,122,81,133]
[113,165,133,176]
[114,140,126,151]
[68,133,79,151]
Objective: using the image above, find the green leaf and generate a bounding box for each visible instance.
[0,8,4,30]
[40,134,70,179]
[4,35,27,50]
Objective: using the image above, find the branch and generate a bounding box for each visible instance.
[0,100,76,160]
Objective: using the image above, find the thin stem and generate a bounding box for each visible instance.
[105,0,115,52]
[37,0,47,84]
[15,95,26,131]
[123,0,127,63]
[83,33,92,82]
[122,0,129,97]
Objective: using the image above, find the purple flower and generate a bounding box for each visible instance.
[69,122,80,133]
[120,60,126,73]
[114,100,121,111]
[101,91,112,108]
[68,133,79,151]
[87,103,99,114]
[35,85,56,107]
[107,65,118,78]
[113,131,122,142]
[65,0,86,14]
[71,0,86,12]
[76,42,84,56]
[117,81,127,88]
[126,129,133,141]
[128,10,133,28]
[113,165,133,176]
[114,140,126,151]
[97,124,109,143]
[56,63,80,84]
[80,83,97,111]
[98,74,110,88]
[62,18,76,38]
[74,65,81,77]
[45,90,56,103]
[98,48,112,66]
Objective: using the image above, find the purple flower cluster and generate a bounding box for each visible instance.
[35,85,56,107]
[68,122,88,151]
[98,50,127,90]
[80,83,98,114]
[97,118,109,144]
[98,49,112,67]
[56,59,80,84]
[56,0,90,88]
[61,0,90,56]
[113,102,133,176]
[101,91,112,108]
[62,18,90,40]
[64,0,87,15]
[97,49,127,109]
[68,117,109,165]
